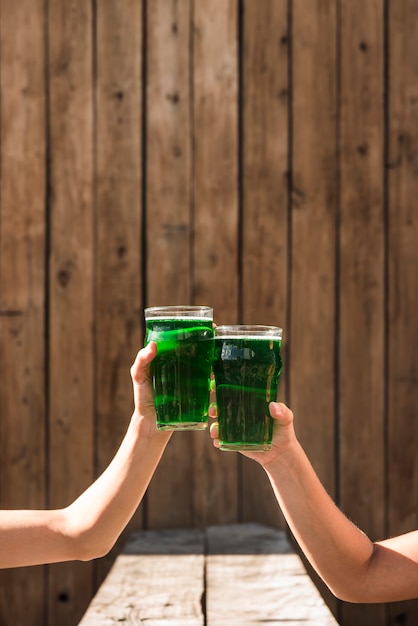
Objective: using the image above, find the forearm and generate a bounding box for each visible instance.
[0,419,170,568]
[0,509,70,568]
[0,343,166,569]
[64,414,171,560]
[262,439,376,602]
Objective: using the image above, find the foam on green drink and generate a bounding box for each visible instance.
[213,329,282,450]
[145,314,214,431]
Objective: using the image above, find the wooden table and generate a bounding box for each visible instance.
[79,523,338,625]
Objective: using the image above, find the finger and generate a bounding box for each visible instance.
[209,421,219,439]
[208,402,218,418]
[269,401,294,426]
[209,381,216,405]
[131,342,157,385]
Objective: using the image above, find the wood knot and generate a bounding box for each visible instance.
[57,268,70,288]
[166,92,180,105]
[58,591,70,603]
[117,245,126,259]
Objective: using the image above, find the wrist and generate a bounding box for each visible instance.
[260,436,302,473]
[129,411,172,449]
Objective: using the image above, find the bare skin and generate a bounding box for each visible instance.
[0,341,171,569]
[210,401,418,603]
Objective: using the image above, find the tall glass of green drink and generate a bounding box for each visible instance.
[212,325,283,451]
[144,305,214,431]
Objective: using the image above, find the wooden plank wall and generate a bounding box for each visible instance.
[0,1,417,625]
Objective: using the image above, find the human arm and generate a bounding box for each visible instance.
[0,341,170,569]
[210,401,418,603]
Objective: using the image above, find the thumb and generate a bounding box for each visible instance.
[269,401,294,427]
[130,342,157,385]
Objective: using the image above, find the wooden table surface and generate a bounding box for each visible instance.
[79,523,338,625]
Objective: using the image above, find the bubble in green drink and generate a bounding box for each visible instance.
[144,306,214,431]
[213,325,283,451]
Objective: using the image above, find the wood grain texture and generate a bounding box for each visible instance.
[0,0,47,622]
[339,2,386,624]
[0,1,418,623]
[207,528,337,625]
[240,0,289,529]
[146,0,192,306]
[80,524,338,625]
[192,0,239,528]
[145,0,197,531]
[193,0,239,322]
[48,0,95,622]
[387,1,418,624]
[79,529,205,626]
[94,0,144,587]
[291,0,337,493]
[242,0,288,327]
[387,0,418,540]
[290,2,338,616]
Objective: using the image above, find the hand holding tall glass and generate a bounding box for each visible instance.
[144,305,214,431]
[212,325,283,451]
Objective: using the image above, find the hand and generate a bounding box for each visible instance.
[209,400,297,467]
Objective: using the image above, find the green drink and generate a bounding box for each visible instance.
[144,306,214,431]
[212,325,283,451]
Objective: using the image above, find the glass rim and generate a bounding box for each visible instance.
[145,305,213,319]
[214,324,283,339]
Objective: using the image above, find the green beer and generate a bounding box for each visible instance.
[213,325,283,450]
[144,306,214,431]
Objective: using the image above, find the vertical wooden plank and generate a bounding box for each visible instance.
[291,0,338,617]
[387,1,418,624]
[206,525,339,626]
[240,0,289,528]
[146,0,192,304]
[193,0,239,323]
[192,0,239,526]
[339,2,386,625]
[94,0,143,586]
[0,0,47,623]
[291,0,337,509]
[145,0,195,528]
[79,529,205,626]
[48,0,94,623]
